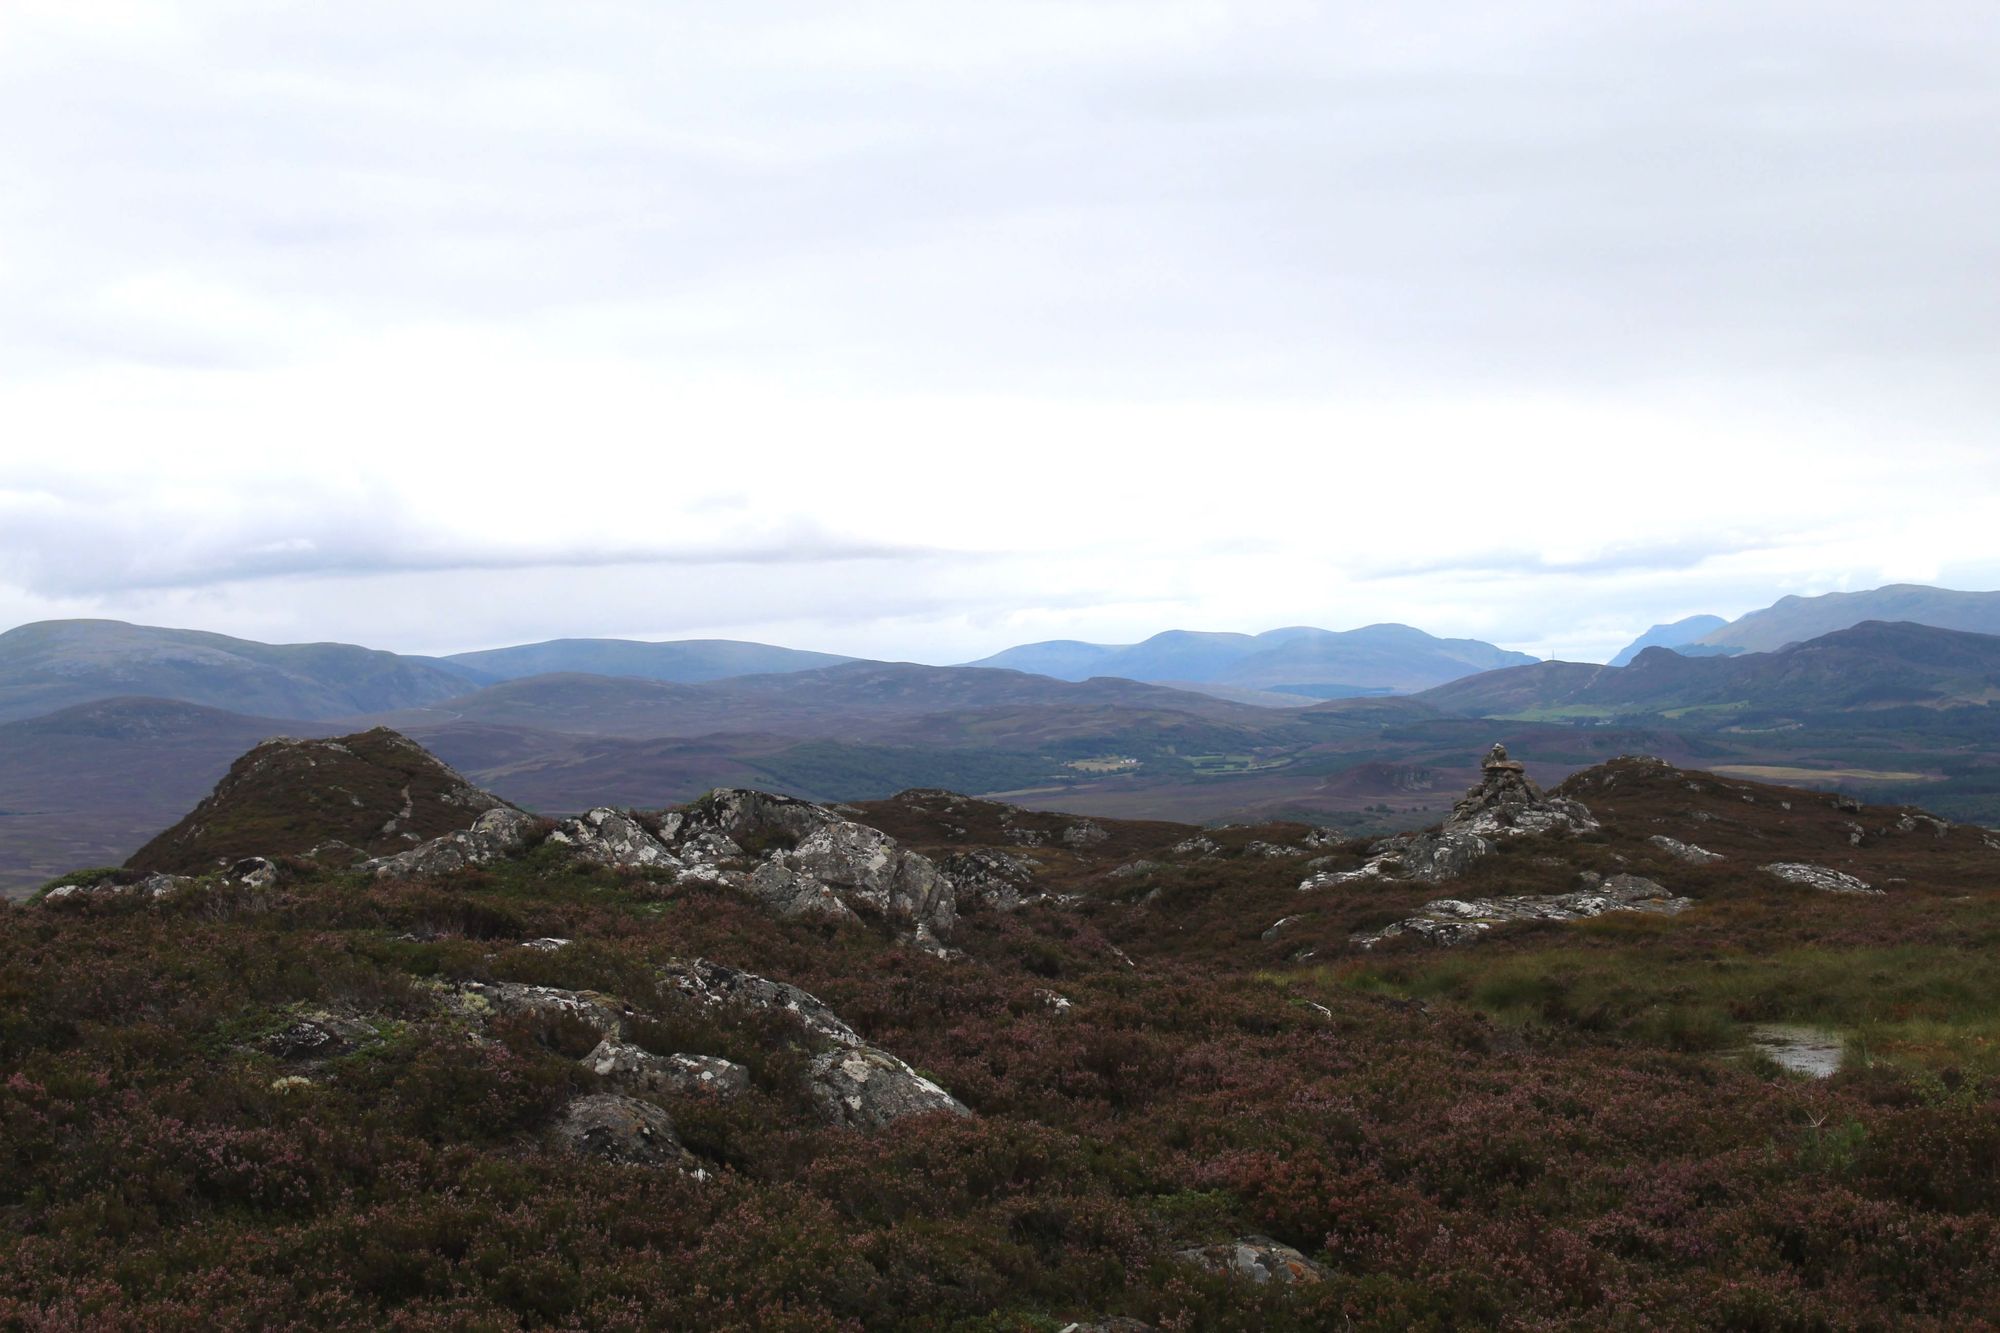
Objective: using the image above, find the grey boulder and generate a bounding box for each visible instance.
[552,1093,702,1174]
[809,1046,972,1130]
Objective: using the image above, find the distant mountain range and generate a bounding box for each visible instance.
[1608,615,1729,667]
[1423,620,2000,718]
[0,619,473,724]
[1608,585,2000,665]
[441,637,853,683]
[10,589,2000,895]
[964,624,1536,696]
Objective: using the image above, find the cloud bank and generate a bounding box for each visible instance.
[3,2,1997,662]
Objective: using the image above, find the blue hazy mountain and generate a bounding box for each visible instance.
[965,624,1536,695]
[443,638,855,684]
[1609,614,1729,667]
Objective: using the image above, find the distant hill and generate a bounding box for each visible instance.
[375,661,1268,741]
[966,624,1535,694]
[1693,585,2000,654]
[0,620,475,724]
[444,637,855,683]
[1609,614,1728,667]
[1421,621,2000,718]
[0,698,344,896]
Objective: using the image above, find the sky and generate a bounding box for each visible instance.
[3,2,1998,665]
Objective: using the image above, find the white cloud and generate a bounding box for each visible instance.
[2,2,1997,663]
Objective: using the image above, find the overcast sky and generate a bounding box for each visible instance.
[4,2,1998,663]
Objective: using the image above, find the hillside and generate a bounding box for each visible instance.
[0,620,476,723]
[1422,621,2000,718]
[9,739,2000,1326]
[443,636,855,683]
[966,624,1535,695]
[1693,584,2000,654]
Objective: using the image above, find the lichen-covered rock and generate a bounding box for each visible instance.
[1174,1235,1328,1285]
[1896,812,1951,838]
[940,848,1038,910]
[1649,835,1723,865]
[1261,914,1305,942]
[581,1040,749,1099]
[551,1093,701,1173]
[669,789,957,936]
[39,870,188,904]
[750,816,955,935]
[453,981,627,1040]
[1060,819,1109,847]
[657,959,864,1048]
[261,1011,380,1060]
[674,788,831,850]
[368,806,542,879]
[1355,874,1691,949]
[809,1046,972,1130]
[1762,862,1881,895]
[546,808,681,871]
[1385,828,1495,883]
[1173,835,1221,857]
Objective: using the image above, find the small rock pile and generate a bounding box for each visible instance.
[1301,744,1599,891]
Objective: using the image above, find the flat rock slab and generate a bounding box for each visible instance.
[1175,1235,1328,1285]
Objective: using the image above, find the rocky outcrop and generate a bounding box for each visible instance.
[260,1011,380,1060]
[809,1046,971,1130]
[669,789,957,938]
[367,806,543,878]
[452,981,628,1041]
[581,1040,749,1100]
[551,1093,703,1174]
[658,958,864,1048]
[546,807,680,872]
[749,818,954,935]
[939,848,1038,910]
[1174,1235,1328,1285]
[39,870,188,904]
[127,728,510,875]
[1762,862,1881,896]
[674,788,829,851]
[1301,744,1597,891]
[658,958,970,1128]
[1649,835,1723,865]
[1354,874,1691,948]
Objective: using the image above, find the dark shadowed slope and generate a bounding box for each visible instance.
[443,636,856,683]
[1692,584,2000,654]
[0,620,477,723]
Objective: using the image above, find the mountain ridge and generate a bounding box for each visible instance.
[965,622,1536,694]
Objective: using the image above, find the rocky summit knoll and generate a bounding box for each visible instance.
[124,726,512,875]
[13,729,2000,1328]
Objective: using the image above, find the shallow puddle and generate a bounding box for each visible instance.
[1746,1024,1844,1078]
